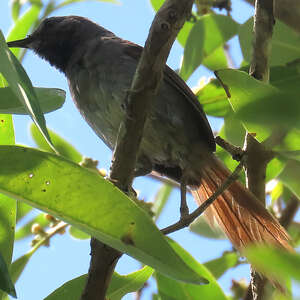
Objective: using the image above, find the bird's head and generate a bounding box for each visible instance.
[7,16,113,72]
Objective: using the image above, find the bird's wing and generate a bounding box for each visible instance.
[121,39,216,151]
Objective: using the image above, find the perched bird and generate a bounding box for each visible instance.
[7,16,292,253]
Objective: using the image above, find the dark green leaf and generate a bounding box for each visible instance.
[30,123,83,163]
[189,216,226,240]
[245,245,300,282]
[7,4,41,59]
[44,267,153,300]
[0,30,55,152]
[204,252,239,279]
[0,145,206,284]
[152,184,172,222]
[69,226,90,240]
[0,252,16,298]
[180,14,239,80]
[239,18,300,66]
[156,238,227,300]
[0,87,65,114]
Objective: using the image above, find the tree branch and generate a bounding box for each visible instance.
[81,1,194,299]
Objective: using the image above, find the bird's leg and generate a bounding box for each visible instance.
[180,174,189,219]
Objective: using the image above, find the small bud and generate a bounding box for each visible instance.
[31,223,43,235]
[99,168,107,177]
[44,213,56,222]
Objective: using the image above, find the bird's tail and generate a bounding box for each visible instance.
[191,155,293,253]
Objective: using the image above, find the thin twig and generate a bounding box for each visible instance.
[161,157,245,235]
[215,136,244,161]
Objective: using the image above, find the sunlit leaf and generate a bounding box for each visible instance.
[69,226,90,240]
[44,266,153,300]
[239,18,300,66]
[56,0,120,10]
[152,184,172,222]
[30,124,82,163]
[0,145,207,284]
[0,30,55,152]
[180,14,239,80]
[0,87,65,114]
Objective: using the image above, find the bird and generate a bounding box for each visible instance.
[7,15,292,254]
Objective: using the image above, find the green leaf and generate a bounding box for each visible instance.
[239,18,300,66]
[7,4,41,59]
[11,0,22,22]
[69,226,90,240]
[180,14,239,80]
[16,201,32,222]
[0,87,65,114]
[202,46,228,71]
[44,266,153,300]
[150,0,164,11]
[30,123,83,163]
[215,69,300,142]
[10,252,33,284]
[0,30,55,152]
[0,145,207,284]
[15,213,50,240]
[278,160,300,199]
[189,216,226,240]
[196,78,230,117]
[0,252,16,298]
[204,252,239,279]
[56,0,120,10]
[244,245,300,282]
[152,184,172,222]
[156,239,227,300]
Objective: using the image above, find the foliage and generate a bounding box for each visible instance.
[0,0,299,299]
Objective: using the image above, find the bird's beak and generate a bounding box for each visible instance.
[7,36,32,48]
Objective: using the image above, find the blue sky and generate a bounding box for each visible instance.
[0,1,256,299]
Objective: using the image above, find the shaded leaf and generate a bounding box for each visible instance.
[7,4,41,59]
[204,252,239,279]
[16,201,32,222]
[152,184,172,222]
[10,252,33,284]
[30,123,82,163]
[44,266,153,300]
[0,252,16,298]
[0,145,206,284]
[239,18,300,66]
[245,245,300,282]
[180,14,239,80]
[156,238,227,300]
[189,216,226,240]
[0,87,65,114]
[0,30,55,152]
[202,46,228,72]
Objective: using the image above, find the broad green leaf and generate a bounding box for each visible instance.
[265,158,285,182]
[189,216,226,240]
[69,226,90,240]
[150,0,164,11]
[180,14,239,80]
[15,213,50,240]
[10,252,33,284]
[204,252,239,279]
[202,46,228,71]
[215,69,300,142]
[0,253,16,298]
[0,30,55,152]
[16,201,32,222]
[44,266,153,300]
[177,20,194,47]
[245,245,300,282]
[11,0,22,22]
[196,78,230,117]
[30,123,83,163]
[239,18,300,66]
[7,4,41,59]
[156,238,227,300]
[0,145,207,284]
[278,160,300,199]
[0,87,65,114]
[56,0,120,9]
[152,184,172,222]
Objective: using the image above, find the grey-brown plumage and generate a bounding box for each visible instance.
[7,16,292,253]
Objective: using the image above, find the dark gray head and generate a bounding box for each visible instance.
[7,16,114,72]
